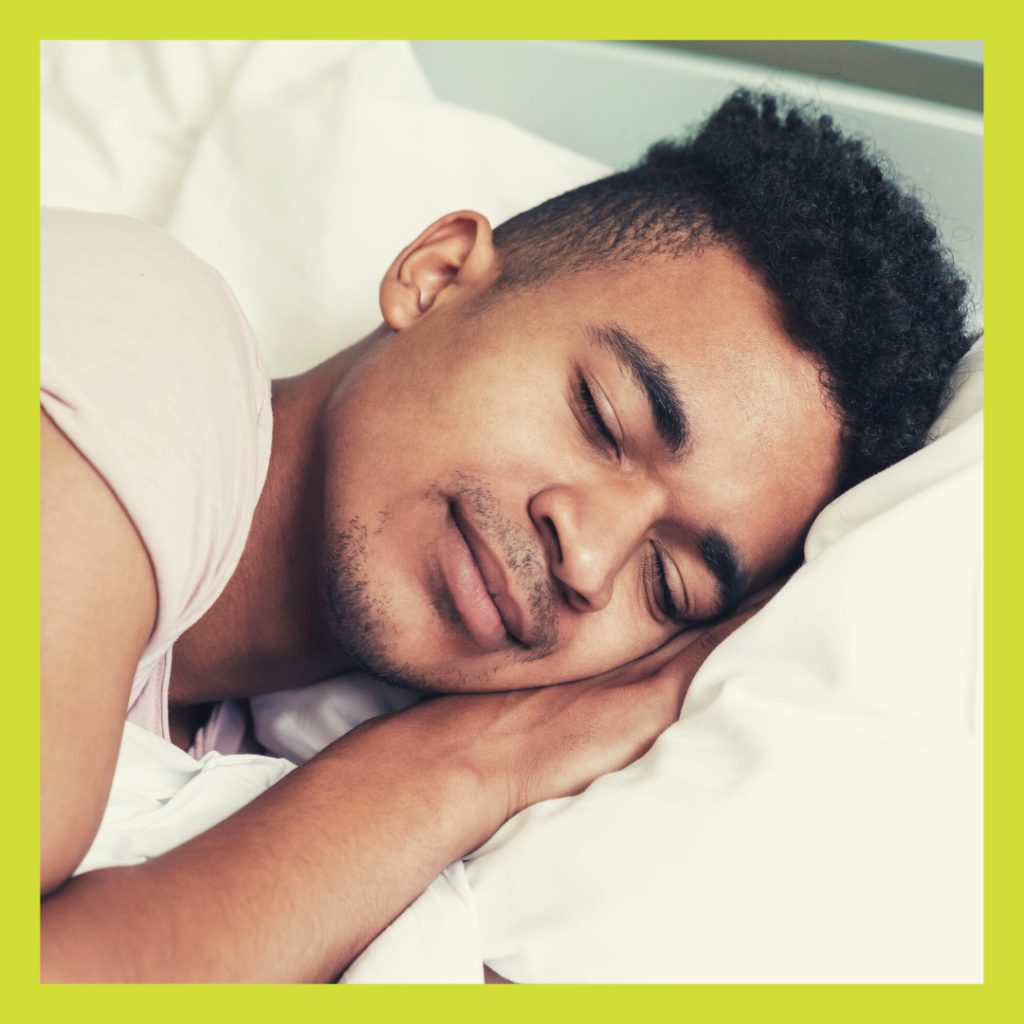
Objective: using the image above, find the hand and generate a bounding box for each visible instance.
[350,579,783,846]
[501,579,784,817]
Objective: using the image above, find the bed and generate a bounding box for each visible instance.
[41,39,983,983]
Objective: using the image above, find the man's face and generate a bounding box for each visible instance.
[321,245,843,692]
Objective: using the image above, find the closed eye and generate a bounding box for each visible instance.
[652,544,681,621]
[577,375,620,457]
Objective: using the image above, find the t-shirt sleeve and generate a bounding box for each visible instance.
[40,207,273,688]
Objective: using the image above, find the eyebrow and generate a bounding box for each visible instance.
[591,322,688,457]
[699,528,746,619]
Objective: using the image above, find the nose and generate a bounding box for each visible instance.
[529,480,658,613]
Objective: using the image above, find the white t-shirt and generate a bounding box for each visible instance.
[40,208,273,752]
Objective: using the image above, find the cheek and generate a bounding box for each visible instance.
[547,595,675,681]
[342,364,555,486]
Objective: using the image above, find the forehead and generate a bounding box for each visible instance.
[509,247,830,433]
[543,245,788,356]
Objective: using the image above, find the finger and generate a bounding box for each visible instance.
[623,576,787,680]
[687,600,763,666]
[736,573,791,613]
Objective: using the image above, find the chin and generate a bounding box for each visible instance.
[320,518,464,692]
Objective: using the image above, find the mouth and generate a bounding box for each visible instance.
[440,501,525,652]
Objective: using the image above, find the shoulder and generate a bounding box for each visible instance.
[41,207,273,658]
[41,207,264,386]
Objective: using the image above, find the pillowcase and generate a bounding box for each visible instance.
[41,39,610,378]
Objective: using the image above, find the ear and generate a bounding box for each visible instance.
[380,211,495,331]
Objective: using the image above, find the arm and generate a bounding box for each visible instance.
[41,408,156,894]
[41,408,759,981]
[43,627,754,983]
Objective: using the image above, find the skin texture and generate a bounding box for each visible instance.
[40,210,844,982]
[40,411,157,895]
[317,213,841,690]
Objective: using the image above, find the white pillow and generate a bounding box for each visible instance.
[41,40,255,226]
[41,40,610,378]
[463,364,982,983]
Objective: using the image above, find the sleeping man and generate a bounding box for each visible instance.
[40,91,972,982]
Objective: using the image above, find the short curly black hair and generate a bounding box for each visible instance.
[490,89,974,490]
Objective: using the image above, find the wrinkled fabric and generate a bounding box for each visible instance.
[45,38,983,983]
[75,723,294,877]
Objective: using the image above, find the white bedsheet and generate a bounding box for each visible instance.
[45,40,983,983]
[74,722,294,877]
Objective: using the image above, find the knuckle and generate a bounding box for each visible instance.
[697,628,722,655]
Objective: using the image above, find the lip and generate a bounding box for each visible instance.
[440,503,526,651]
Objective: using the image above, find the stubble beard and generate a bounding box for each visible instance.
[321,478,560,694]
[321,521,436,693]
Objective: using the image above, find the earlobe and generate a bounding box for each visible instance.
[379,211,495,331]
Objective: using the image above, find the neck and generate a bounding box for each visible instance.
[169,327,388,706]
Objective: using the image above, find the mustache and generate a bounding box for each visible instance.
[451,477,560,660]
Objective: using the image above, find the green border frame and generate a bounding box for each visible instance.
[12,3,1016,1020]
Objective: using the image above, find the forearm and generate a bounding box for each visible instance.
[41,604,765,982]
[41,714,496,983]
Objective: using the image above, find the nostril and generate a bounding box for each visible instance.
[554,576,589,611]
[543,516,563,564]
